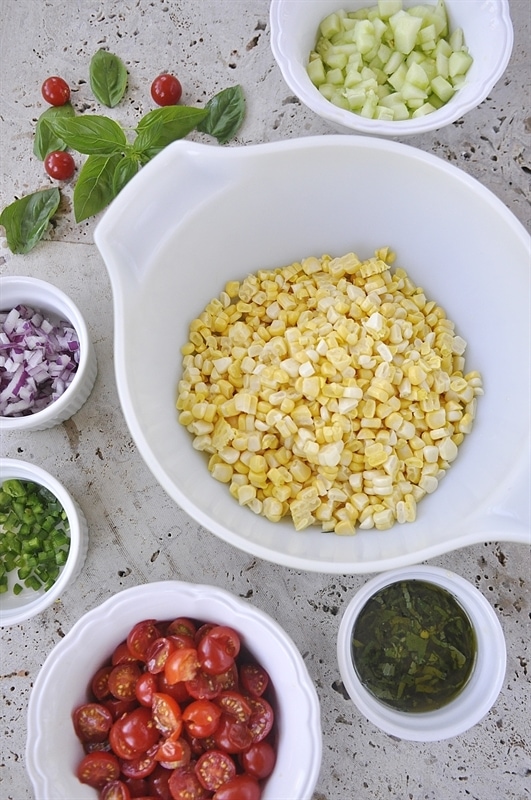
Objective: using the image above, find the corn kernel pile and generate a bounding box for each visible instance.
[176,249,482,534]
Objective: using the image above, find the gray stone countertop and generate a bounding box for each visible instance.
[1,1,529,799]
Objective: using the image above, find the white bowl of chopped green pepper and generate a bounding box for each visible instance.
[270,0,513,135]
[0,276,97,431]
[0,458,88,626]
[337,565,506,740]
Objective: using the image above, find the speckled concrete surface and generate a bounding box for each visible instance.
[0,2,530,799]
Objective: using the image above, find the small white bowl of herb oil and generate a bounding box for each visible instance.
[337,565,506,741]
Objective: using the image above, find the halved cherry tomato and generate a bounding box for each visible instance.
[151,692,182,737]
[216,691,252,722]
[168,764,209,800]
[119,749,157,780]
[76,751,120,788]
[240,740,276,779]
[155,735,191,769]
[100,780,132,800]
[146,637,176,674]
[157,672,191,704]
[195,750,237,792]
[91,665,113,701]
[239,663,269,698]
[164,648,199,684]
[166,617,197,638]
[247,697,274,744]
[168,633,197,651]
[109,707,160,761]
[127,620,162,662]
[135,672,158,707]
[197,627,240,676]
[104,697,138,721]
[182,699,222,738]
[212,714,253,754]
[108,663,142,701]
[113,641,140,665]
[213,773,261,800]
[73,703,113,743]
[147,764,172,800]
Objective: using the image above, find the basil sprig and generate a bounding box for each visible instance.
[0,59,246,251]
[0,189,60,255]
[89,49,128,108]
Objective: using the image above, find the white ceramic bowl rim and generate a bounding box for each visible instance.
[269,0,514,135]
[0,275,94,430]
[26,580,322,800]
[0,458,87,627]
[337,565,506,741]
[94,135,530,574]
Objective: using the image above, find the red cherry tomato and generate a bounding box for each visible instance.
[100,780,132,800]
[216,691,252,722]
[182,699,222,738]
[240,740,276,780]
[119,749,158,780]
[127,620,162,662]
[44,150,75,181]
[166,617,197,638]
[155,735,191,769]
[197,627,240,676]
[135,672,158,707]
[212,773,261,800]
[239,663,269,697]
[41,76,70,106]
[195,750,237,792]
[104,697,138,721]
[150,73,182,106]
[168,764,209,800]
[76,751,120,788]
[108,663,142,701]
[147,764,173,800]
[73,703,113,743]
[164,648,199,684]
[109,707,160,761]
[91,665,113,701]
[247,697,274,744]
[212,714,253,754]
[112,641,139,665]
[157,672,191,704]
[145,637,176,674]
[151,692,182,737]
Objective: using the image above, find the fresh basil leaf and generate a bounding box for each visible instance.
[89,49,128,108]
[51,115,127,155]
[0,188,60,254]
[34,104,76,160]
[134,106,208,159]
[197,85,246,144]
[112,155,139,196]
[73,153,122,222]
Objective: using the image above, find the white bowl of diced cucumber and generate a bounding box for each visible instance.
[0,458,88,626]
[270,0,513,135]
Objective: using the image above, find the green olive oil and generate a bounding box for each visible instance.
[351,580,477,712]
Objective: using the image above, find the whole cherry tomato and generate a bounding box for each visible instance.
[212,773,261,800]
[240,740,276,779]
[41,75,70,106]
[150,73,182,106]
[44,150,75,180]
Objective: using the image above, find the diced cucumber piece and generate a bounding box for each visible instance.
[383,50,405,75]
[412,101,437,117]
[405,61,430,90]
[449,49,473,77]
[326,67,345,85]
[389,10,423,55]
[375,104,395,120]
[449,27,464,51]
[307,57,327,87]
[435,37,452,58]
[344,67,363,88]
[320,12,343,39]
[377,0,403,19]
[400,80,428,101]
[354,19,377,55]
[360,89,379,117]
[431,74,455,102]
[344,86,367,109]
[435,51,449,79]
[319,83,336,100]
[388,62,408,91]
[418,24,437,44]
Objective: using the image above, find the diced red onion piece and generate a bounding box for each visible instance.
[0,304,81,417]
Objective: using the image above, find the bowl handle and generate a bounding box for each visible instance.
[94,140,237,294]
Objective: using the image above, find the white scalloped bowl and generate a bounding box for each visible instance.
[26,581,322,800]
[270,0,514,135]
[0,276,97,431]
[94,136,530,574]
[0,458,89,626]
[337,565,506,741]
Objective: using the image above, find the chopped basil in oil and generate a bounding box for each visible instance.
[351,580,476,712]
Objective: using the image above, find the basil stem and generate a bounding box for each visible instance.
[89,49,128,108]
[0,188,60,254]
[197,85,246,144]
[34,103,76,160]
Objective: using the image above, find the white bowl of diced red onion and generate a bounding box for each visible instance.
[0,276,97,431]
